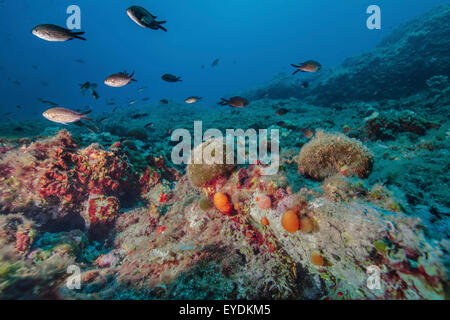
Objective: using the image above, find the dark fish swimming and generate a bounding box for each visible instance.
[42,107,92,124]
[218,96,249,108]
[32,24,86,41]
[38,98,59,107]
[291,60,322,74]
[131,113,149,119]
[126,6,167,32]
[301,81,309,88]
[91,90,99,100]
[161,74,182,82]
[211,58,220,67]
[160,99,169,104]
[276,108,289,116]
[105,71,137,87]
[79,81,97,94]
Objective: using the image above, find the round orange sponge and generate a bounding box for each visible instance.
[281,210,299,233]
[310,253,325,266]
[214,192,233,215]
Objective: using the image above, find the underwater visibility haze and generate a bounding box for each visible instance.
[0,0,449,301]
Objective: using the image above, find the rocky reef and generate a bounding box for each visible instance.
[0,3,449,300]
[243,3,450,106]
[0,126,448,299]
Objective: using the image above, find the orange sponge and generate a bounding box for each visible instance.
[261,217,269,226]
[214,192,233,215]
[310,253,325,266]
[281,210,299,233]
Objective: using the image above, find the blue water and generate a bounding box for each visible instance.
[0,0,447,120]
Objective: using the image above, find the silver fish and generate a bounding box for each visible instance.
[104,71,137,87]
[32,24,86,42]
[185,96,202,104]
[42,107,92,124]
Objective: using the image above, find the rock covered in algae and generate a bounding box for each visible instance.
[187,139,236,188]
[298,131,374,181]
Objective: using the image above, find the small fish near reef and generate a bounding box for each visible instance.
[185,96,202,104]
[160,99,169,104]
[32,24,86,41]
[104,71,137,87]
[218,96,249,108]
[126,6,167,32]
[42,107,92,124]
[291,60,322,74]
[161,73,182,83]
[276,108,289,116]
[301,81,309,88]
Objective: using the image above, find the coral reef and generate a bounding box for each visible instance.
[0,3,448,300]
[0,130,137,236]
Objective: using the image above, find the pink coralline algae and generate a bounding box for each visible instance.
[0,130,135,232]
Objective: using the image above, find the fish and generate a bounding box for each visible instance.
[138,86,147,92]
[144,122,154,128]
[301,81,309,88]
[91,90,99,100]
[291,60,322,74]
[142,97,150,101]
[105,71,137,87]
[106,102,116,106]
[129,100,137,105]
[160,99,169,104]
[79,81,98,95]
[42,107,92,124]
[126,6,167,32]
[211,58,220,67]
[38,98,59,107]
[131,113,148,119]
[32,24,86,41]
[161,74,182,82]
[218,96,249,108]
[112,106,119,113]
[75,59,85,63]
[185,96,202,104]
[276,108,289,116]
[16,105,22,109]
